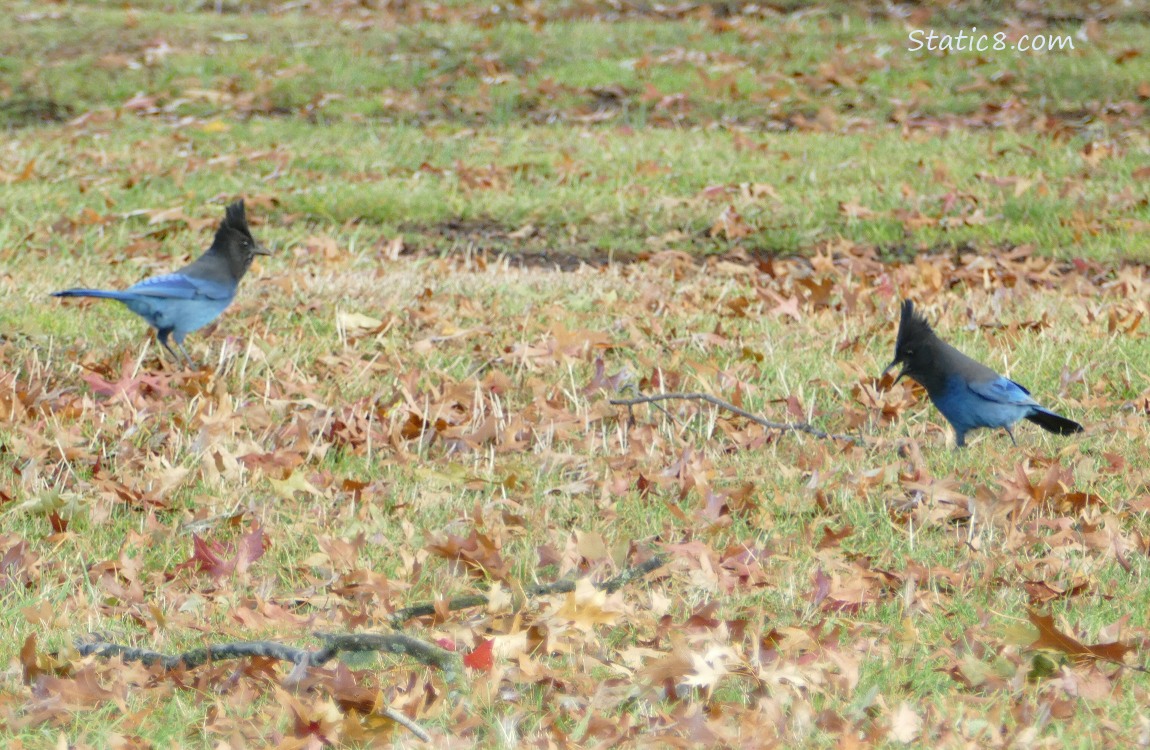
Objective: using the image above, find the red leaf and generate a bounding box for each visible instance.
[174,526,266,581]
[48,512,69,534]
[463,639,494,671]
[179,534,226,577]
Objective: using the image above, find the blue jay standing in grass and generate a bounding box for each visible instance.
[884,300,1083,447]
[53,200,269,368]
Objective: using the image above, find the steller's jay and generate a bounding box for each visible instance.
[884,299,1083,447]
[53,200,269,368]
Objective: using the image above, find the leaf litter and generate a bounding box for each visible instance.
[1,234,1148,746]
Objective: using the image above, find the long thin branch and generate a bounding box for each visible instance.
[610,392,862,444]
[77,631,456,672]
[310,632,459,672]
[596,554,667,593]
[388,555,666,626]
[78,639,314,669]
[388,595,488,627]
[78,557,667,670]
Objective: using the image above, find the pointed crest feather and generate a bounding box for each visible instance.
[222,200,252,238]
[895,299,935,350]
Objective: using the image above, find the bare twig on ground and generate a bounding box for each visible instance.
[388,554,665,626]
[378,706,433,743]
[77,631,456,671]
[610,391,863,444]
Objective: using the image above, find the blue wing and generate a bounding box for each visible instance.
[127,273,234,301]
[968,377,1039,407]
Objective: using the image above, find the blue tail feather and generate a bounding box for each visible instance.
[52,289,138,301]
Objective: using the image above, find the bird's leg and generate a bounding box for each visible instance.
[176,339,199,371]
[157,334,183,368]
[158,329,194,370]
[1004,426,1017,446]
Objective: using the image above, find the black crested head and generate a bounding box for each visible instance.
[884,299,938,385]
[894,299,935,356]
[210,199,269,278]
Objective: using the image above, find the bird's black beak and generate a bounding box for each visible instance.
[882,359,905,385]
[254,243,272,256]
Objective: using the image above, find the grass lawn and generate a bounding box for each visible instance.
[1,1,1149,747]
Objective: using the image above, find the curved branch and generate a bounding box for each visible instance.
[388,555,666,626]
[77,631,457,672]
[610,392,863,444]
[78,557,667,669]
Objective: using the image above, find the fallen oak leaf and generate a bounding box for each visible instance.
[887,702,922,744]
[549,578,622,632]
[174,525,266,581]
[839,200,876,219]
[337,310,385,340]
[809,567,831,608]
[1028,610,1131,665]
[637,640,694,693]
[709,205,753,240]
[276,687,344,743]
[1023,578,1090,606]
[20,634,68,685]
[268,470,324,501]
[79,352,175,399]
[425,529,510,581]
[329,662,379,714]
[681,644,739,694]
[180,535,224,578]
[143,205,217,232]
[15,157,36,182]
[817,524,854,550]
[30,663,123,711]
[582,357,630,395]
